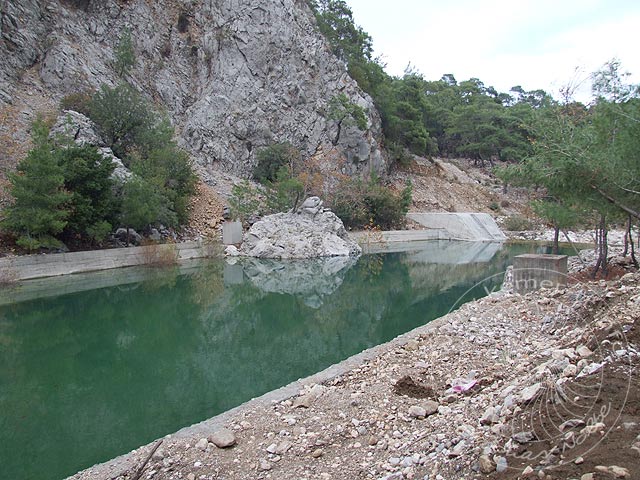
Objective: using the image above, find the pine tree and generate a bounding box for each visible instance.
[2,120,70,251]
[114,28,135,78]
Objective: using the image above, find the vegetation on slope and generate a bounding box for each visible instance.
[2,31,197,252]
[310,1,640,275]
[309,0,549,166]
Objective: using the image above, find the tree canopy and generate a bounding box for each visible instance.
[309,1,549,166]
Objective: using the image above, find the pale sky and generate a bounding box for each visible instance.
[346,0,640,102]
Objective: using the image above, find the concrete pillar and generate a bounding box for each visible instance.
[513,254,568,294]
[222,221,243,245]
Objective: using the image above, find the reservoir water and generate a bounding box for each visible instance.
[0,241,572,480]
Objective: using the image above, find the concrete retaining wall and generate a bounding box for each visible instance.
[0,241,216,282]
[407,212,507,242]
[350,229,447,253]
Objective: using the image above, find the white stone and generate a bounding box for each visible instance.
[239,209,361,259]
[208,428,236,448]
[479,407,499,425]
[408,406,427,418]
[195,438,208,451]
[521,383,543,403]
[576,345,593,358]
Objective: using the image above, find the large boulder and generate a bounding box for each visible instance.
[239,202,361,259]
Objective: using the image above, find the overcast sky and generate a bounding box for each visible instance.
[346,0,640,102]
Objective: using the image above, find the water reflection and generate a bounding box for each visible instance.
[0,241,568,480]
[226,256,358,308]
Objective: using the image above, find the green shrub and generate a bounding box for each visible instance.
[331,178,411,230]
[120,177,175,231]
[503,215,534,231]
[253,142,299,184]
[88,83,156,160]
[57,143,117,243]
[3,118,123,250]
[263,167,304,214]
[328,93,367,131]
[386,142,414,168]
[229,181,261,223]
[60,91,93,116]
[5,81,198,250]
[88,83,196,229]
[114,28,136,78]
[131,146,197,225]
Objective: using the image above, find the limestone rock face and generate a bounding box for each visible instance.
[0,0,385,178]
[50,110,105,147]
[49,111,132,184]
[239,208,361,259]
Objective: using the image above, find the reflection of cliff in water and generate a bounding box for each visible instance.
[402,241,508,300]
[0,241,550,480]
[224,256,357,308]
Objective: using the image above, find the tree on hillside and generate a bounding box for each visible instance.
[88,82,196,228]
[89,83,156,160]
[252,143,301,184]
[328,93,368,145]
[310,0,373,65]
[589,60,640,221]
[309,0,548,167]
[498,60,640,276]
[531,199,584,253]
[114,28,136,78]
[120,177,172,240]
[56,143,117,243]
[2,120,71,251]
[130,145,196,225]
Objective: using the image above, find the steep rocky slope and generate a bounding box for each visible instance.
[0,0,384,186]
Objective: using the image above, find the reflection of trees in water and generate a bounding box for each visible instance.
[0,243,541,480]
[188,260,224,312]
[139,265,180,291]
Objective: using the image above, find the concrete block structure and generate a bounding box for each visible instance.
[222,221,243,245]
[513,254,568,293]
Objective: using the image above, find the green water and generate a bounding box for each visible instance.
[0,241,571,480]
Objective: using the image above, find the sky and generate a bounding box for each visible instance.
[345,0,640,102]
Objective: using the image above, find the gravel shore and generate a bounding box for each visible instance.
[71,253,639,480]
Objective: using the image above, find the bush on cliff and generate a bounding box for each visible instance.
[330,177,412,230]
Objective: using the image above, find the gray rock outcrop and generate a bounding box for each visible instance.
[50,110,104,147]
[239,202,361,259]
[1,0,385,179]
[49,111,132,184]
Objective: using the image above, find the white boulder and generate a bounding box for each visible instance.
[239,203,361,259]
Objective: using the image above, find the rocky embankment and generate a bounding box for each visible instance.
[72,258,639,480]
[505,229,633,247]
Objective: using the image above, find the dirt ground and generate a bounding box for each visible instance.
[388,157,533,219]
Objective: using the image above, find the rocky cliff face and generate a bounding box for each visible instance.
[0,0,385,182]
